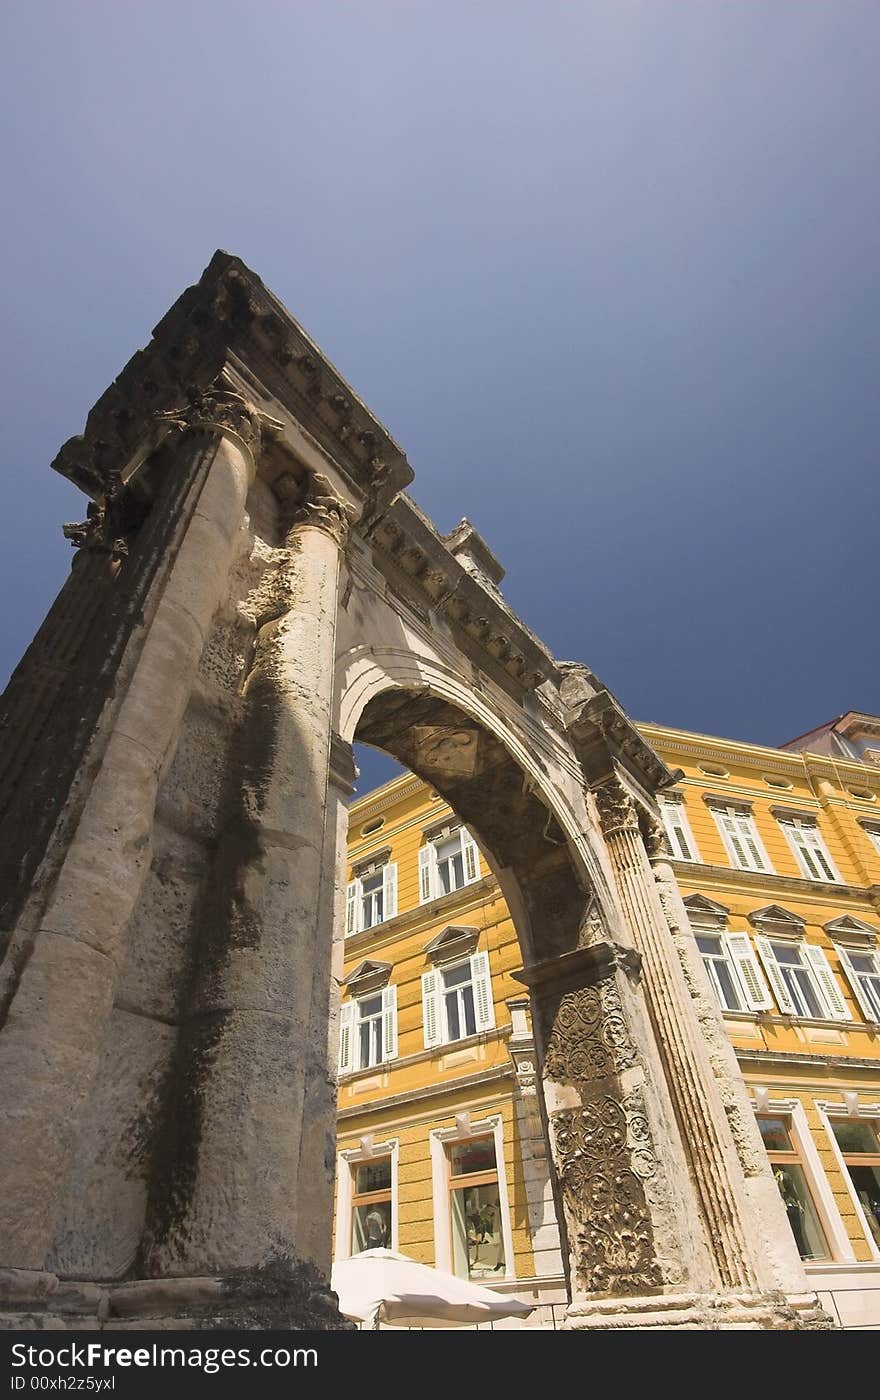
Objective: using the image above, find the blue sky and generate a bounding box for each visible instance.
[1,3,878,798]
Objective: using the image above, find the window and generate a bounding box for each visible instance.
[447,1137,506,1280]
[350,1157,393,1254]
[659,794,699,862]
[345,859,397,935]
[753,937,850,1020]
[829,1119,880,1252]
[335,1139,399,1261]
[862,824,880,858]
[421,952,495,1048]
[338,986,398,1074]
[836,945,880,1023]
[757,1115,830,1261]
[709,802,772,873]
[418,826,481,903]
[429,1116,514,1280]
[695,930,771,1013]
[777,815,840,882]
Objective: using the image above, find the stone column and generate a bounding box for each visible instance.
[145,475,353,1284]
[0,391,261,1276]
[593,775,765,1293]
[647,837,820,1298]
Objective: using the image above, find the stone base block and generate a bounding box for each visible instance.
[564,1289,836,1330]
[0,1261,353,1331]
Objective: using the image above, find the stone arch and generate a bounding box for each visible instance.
[0,251,830,1329]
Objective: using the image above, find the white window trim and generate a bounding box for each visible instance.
[752,933,851,1021]
[816,1100,880,1263]
[659,793,700,863]
[755,1096,852,1264]
[345,860,398,936]
[860,822,880,857]
[777,816,841,883]
[418,826,481,904]
[334,1137,400,1262]
[422,951,495,1049]
[339,986,398,1075]
[429,1115,515,1280]
[708,801,775,874]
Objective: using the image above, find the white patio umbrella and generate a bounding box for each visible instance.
[331,1248,536,1329]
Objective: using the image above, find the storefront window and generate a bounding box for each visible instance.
[448,1137,505,1279]
[831,1119,880,1250]
[758,1115,830,1261]
[351,1158,392,1254]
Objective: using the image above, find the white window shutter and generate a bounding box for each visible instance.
[418,846,434,904]
[345,880,359,936]
[837,947,880,1022]
[381,984,398,1061]
[471,951,495,1031]
[422,971,442,1048]
[724,933,773,1011]
[753,936,797,1015]
[338,1001,356,1074]
[382,862,398,921]
[461,828,481,884]
[803,944,851,1020]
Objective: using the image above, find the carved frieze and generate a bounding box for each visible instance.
[62,469,130,568]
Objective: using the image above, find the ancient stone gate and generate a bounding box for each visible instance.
[0,254,830,1328]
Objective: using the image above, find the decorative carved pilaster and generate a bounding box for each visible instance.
[640,814,668,860]
[542,975,664,1296]
[593,777,640,836]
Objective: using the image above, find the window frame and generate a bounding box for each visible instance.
[754,1097,850,1263]
[418,826,481,904]
[345,858,398,937]
[334,1138,399,1261]
[659,793,700,863]
[777,814,841,883]
[421,951,495,1049]
[752,932,851,1021]
[860,823,880,859]
[707,800,774,874]
[429,1115,515,1281]
[338,985,398,1076]
[835,942,880,1024]
[816,1102,880,1262]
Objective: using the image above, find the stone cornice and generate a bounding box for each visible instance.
[369,495,557,693]
[639,723,880,789]
[338,1058,513,1118]
[349,776,431,823]
[566,690,675,796]
[734,1049,880,1071]
[51,250,414,515]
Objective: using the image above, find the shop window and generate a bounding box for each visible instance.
[447,1137,505,1279]
[830,1119,880,1252]
[757,1115,830,1261]
[350,1156,394,1254]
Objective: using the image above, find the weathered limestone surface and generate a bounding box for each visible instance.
[0,252,834,1329]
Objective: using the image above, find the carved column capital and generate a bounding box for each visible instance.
[285,473,354,548]
[593,777,640,837]
[641,815,668,861]
[157,385,264,455]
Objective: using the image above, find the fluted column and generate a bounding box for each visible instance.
[0,390,262,1273]
[594,776,759,1292]
[648,838,818,1296]
[146,474,353,1279]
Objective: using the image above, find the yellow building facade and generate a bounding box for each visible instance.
[334,718,880,1329]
